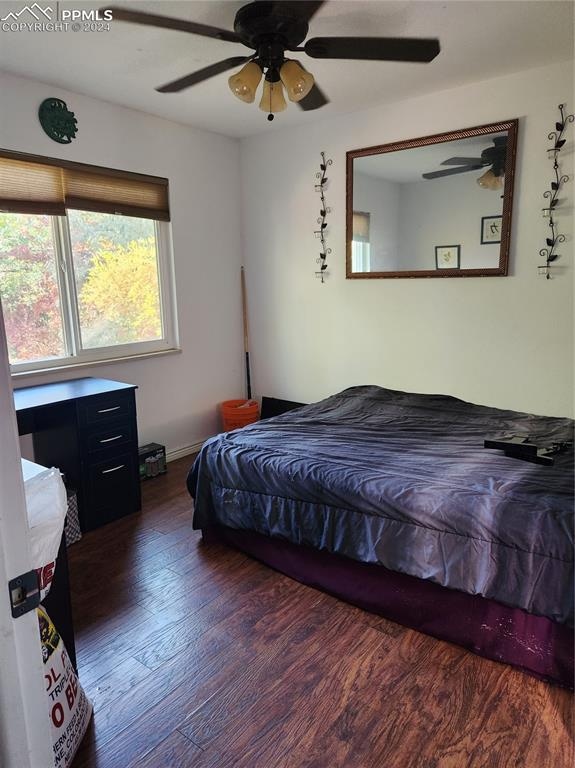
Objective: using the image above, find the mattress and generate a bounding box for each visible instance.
[189,386,574,626]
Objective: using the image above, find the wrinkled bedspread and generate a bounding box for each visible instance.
[188,386,574,626]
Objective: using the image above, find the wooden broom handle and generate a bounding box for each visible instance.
[240,266,252,399]
[241,266,249,353]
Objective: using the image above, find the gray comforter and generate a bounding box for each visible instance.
[189,386,574,626]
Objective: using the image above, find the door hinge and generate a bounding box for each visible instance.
[8,571,40,618]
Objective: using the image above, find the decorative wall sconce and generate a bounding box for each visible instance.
[539,103,573,279]
[314,151,332,282]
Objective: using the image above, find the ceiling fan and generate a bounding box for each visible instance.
[105,1,441,121]
[422,135,508,189]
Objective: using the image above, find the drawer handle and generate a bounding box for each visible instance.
[97,406,122,414]
[102,464,125,474]
[99,435,123,443]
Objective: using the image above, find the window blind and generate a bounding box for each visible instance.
[0,150,170,221]
[0,156,65,215]
[352,211,370,242]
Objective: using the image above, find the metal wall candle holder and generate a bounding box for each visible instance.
[314,151,332,282]
[539,103,573,279]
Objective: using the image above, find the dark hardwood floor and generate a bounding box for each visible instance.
[69,457,573,768]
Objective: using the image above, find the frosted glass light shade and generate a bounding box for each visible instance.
[259,80,287,113]
[477,169,504,190]
[280,60,315,102]
[228,62,262,103]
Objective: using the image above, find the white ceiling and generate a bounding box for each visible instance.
[0,0,573,138]
[355,132,506,182]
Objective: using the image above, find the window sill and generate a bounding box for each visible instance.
[11,347,182,380]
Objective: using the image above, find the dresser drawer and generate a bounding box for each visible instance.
[79,390,134,426]
[85,419,135,455]
[83,450,140,527]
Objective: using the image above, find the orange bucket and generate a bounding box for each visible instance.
[220,399,260,431]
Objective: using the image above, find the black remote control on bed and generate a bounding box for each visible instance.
[484,435,572,465]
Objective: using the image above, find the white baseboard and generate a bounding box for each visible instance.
[166,440,206,463]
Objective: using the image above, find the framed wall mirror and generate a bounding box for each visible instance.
[346,119,518,279]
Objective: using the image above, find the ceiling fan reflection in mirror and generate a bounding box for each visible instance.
[422,136,508,190]
[104,1,441,121]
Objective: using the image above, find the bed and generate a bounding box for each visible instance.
[188,385,574,687]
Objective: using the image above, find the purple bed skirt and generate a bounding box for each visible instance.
[203,526,574,689]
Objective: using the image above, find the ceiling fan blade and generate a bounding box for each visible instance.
[297,82,329,111]
[156,57,252,93]
[423,165,484,180]
[272,1,326,23]
[304,36,440,62]
[103,6,242,43]
[441,156,484,166]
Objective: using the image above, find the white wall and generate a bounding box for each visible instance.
[398,173,503,270]
[0,71,244,455]
[240,60,574,418]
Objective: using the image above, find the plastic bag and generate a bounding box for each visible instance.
[37,606,92,767]
[22,459,67,599]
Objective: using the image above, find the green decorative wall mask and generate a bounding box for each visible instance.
[38,98,78,144]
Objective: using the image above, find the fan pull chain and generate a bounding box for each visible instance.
[267,78,274,122]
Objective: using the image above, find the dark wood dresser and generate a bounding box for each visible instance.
[14,377,141,532]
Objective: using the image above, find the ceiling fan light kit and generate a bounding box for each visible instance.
[237,60,314,120]
[477,168,504,190]
[423,135,508,190]
[260,76,287,118]
[105,1,440,122]
[228,61,263,103]
[279,60,315,102]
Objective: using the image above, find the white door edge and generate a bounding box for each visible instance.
[0,299,54,768]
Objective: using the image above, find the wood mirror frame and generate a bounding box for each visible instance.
[346,119,518,279]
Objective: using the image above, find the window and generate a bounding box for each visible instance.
[0,151,177,373]
[351,211,371,272]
